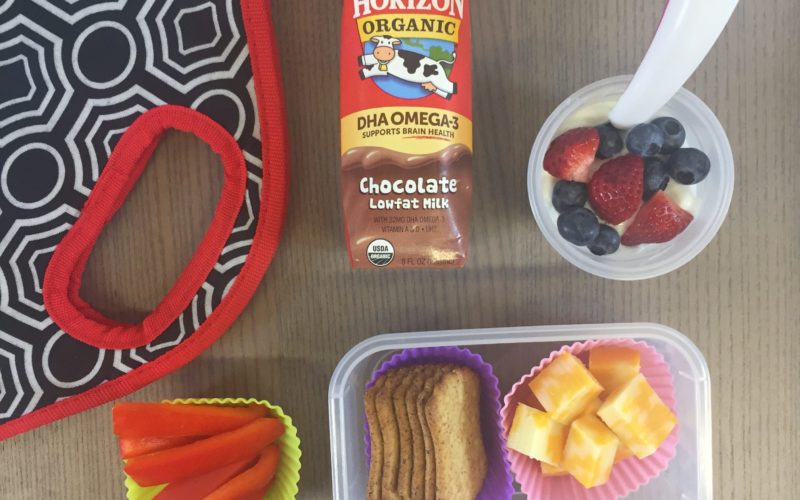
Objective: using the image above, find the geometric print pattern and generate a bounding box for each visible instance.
[0,0,264,425]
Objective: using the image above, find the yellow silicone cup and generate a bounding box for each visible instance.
[124,398,302,500]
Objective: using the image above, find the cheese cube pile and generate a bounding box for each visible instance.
[507,403,567,466]
[597,373,678,459]
[509,348,677,489]
[615,443,635,463]
[528,352,603,424]
[589,346,641,394]
[540,460,569,477]
[580,397,603,418]
[562,415,619,489]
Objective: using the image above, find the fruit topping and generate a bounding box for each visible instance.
[557,208,600,246]
[588,225,621,256]
[625,123,665,157]
[544,128,600,182]
[588,155,644,225]
[667,147,711,185]
[552,180,588,213]
[621,191,693,246]
[651,117,686,154]
[643,157,670,200]
[595,123,624,159]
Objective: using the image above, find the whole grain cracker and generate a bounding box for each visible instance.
[404,365,435,499]
[425,367,487,500]
[366,373,388,500]
[377,368,406,499]
[393,366,423,498]
[417,365,453,500]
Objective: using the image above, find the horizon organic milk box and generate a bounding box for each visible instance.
[340,0,473,269]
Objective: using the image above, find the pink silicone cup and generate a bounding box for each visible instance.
[501,339,679,500]
[365,346,514,500]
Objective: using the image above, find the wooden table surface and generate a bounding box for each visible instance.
[1,0,798,499]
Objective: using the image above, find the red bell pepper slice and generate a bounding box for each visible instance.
[119,436,200,459]
[205,444,280,500]
[125,418,283,486]
[153,458,254,499]
[113,403,268,438]
[241,482,272,500]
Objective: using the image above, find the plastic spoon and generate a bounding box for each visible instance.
[609,0,739,129]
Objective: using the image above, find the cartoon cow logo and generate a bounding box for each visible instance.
[358,35,457,100]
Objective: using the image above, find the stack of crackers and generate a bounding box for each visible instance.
[365,364,488,499]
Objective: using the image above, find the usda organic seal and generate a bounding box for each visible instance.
[366,239,395,267]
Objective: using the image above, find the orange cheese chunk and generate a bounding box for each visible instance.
[589,347,641,394]
[597,373,677,459]
[507,403,567,466]
[540,460,569,477]
[529,353,604,424]
[561,414,619,489]
[580,397,603,418]
[615,443,635,463]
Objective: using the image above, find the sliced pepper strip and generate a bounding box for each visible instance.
[113,403,268,438]
[204,444,280,500]
[119,436,200,459]
[125,418,283,486]
[153,458,254,500]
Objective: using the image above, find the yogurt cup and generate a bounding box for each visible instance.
[528,75,735,281]
[328,323,712,499]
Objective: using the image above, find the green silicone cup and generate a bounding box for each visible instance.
[123,398,302,500]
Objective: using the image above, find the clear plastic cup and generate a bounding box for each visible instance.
[528,75,735,280]
[328,323,713,499]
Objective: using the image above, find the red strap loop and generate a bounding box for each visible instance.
[43,105,247,350]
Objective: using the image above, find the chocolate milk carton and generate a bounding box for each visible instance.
[340,0,473,268]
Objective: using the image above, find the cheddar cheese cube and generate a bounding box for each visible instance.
[529,353,604,424]
[615,443,635,463]
[580,397,603,417]
[589,347,641,394]
[597,373,677,459]
[562,414,619,489]
[541,460,569,477]
[507,403,567,466]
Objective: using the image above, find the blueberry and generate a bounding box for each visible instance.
[667,148,711,185]
[643,157,670,200]
[588,225,621,256]
[595,123,624,159]
[625,123,665,157]
[651,117,686,154]
[552,181,588,213]
[557,208,600,246]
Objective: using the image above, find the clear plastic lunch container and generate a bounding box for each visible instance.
[528,76,735,281]
[328,323,712,499]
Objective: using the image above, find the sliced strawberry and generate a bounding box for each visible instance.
[544,128,600,182]
[588,155,644,224]
[622,191,694,246]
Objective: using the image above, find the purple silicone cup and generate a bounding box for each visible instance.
[364,346,514,500]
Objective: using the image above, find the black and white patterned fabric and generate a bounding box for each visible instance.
[0,0,268,428]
